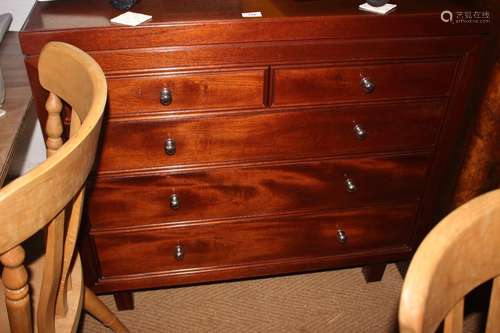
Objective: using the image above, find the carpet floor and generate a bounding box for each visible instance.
[80,264,484,332]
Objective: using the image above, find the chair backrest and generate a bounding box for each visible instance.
[0,41,107,333]
[399,188,500,333]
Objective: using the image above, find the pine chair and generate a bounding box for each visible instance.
[399,188,500,333]
[0,42,128,333]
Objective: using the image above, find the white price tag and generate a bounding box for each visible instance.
[241,11,263,18]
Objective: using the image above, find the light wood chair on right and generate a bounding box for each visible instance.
[399,188,500,333]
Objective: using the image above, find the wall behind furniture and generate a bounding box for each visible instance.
[1,0,46,176]
[2,0,37,31]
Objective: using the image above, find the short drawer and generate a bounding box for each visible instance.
[97,100,444,173]
[271,60,456,107]
[92,204,416,278]
[88,154,431,229]
[107,68,266,116]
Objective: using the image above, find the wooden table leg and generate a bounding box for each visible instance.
[362,263,386,283]
[113,291,134,311]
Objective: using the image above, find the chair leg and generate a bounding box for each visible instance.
[83,287,129,333]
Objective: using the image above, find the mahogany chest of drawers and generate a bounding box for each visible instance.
[20,0,495,309]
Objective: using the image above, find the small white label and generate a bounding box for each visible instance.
[110,12,152,26]
[241,11,263,18]
[358,3,397,15]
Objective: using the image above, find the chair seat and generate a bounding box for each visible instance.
[0,250,84,333]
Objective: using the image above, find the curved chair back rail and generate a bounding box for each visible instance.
[399,188,500,333]
[0,42,128,333]
[0,42,106,253]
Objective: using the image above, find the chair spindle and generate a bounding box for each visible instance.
[45,92,63,157]
[0,245,32,333]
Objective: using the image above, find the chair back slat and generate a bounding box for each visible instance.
[443,299,463,333]
[56,188,85,318]
[486,276,500,333]
[55,108,84,318]
[37,212,65,333]
[399,189,500,333]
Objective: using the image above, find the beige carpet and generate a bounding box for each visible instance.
[79,264,485,333]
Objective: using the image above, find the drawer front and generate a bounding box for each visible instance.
[88,154,430,229]
[271,61,456,107]
[92,205,416,277]
[97,100,444,173]
[107,68,266,116]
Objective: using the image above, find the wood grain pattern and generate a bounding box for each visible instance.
[107,68,266,116]
[18,0,495,305]
[88,154,430,230]
[92,204,417,278]
[96,101,443,173]
[271,61,456,107]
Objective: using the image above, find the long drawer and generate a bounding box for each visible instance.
[92,204,416,278]
[107,67,267,116]
[88,154,431,230]
[271,60,456,107]
[96,100,444,173]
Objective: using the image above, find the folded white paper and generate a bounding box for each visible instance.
[110,12,152,26]
[359,3,397,15]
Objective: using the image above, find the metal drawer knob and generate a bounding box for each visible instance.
[174,244,185,261]
[164,138,176,156]
[160,87,172,106]
[344,176,357,193]
[337,229,347,244]
[170,193,180,210]
[353,123,367,140]
[360,77,375,93]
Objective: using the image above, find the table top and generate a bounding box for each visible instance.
[0,32,33,186]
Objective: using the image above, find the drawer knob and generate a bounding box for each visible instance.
[353,123,367,140]
[174,244,185,261]
[344,176,357,193]
[164,138,176,156]
[160,87,172,106]
[170,193,180,210]
[337,229,347,244]
[360,77,375,93]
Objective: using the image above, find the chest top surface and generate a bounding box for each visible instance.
[20,0,493,55]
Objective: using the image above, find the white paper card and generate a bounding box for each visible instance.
[110,12,152,26]
[0,109,6,118]
[358,3,397,15]
[241,11,263,18]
